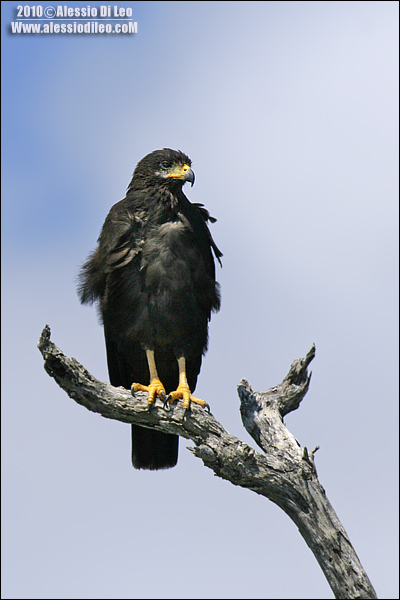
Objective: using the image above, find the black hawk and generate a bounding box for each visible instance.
[78,148,222,470]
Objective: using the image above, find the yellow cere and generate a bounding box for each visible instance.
[168,164,190,178]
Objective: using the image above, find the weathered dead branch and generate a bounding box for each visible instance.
[38,325,377,599]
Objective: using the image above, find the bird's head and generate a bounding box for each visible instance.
[129,148,195,191]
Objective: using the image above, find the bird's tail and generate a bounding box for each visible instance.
[131,424,178,470]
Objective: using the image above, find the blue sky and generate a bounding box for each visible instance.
[2,2,399,598]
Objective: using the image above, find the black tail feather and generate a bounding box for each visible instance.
[131,425,178,470]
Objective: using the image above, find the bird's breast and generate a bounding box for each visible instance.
[141,219,193,289]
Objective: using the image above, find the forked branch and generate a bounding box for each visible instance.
[38,325,377,599]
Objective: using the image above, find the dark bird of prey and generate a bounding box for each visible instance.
[78,148,222,470]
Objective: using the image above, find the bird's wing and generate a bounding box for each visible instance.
[78,199,145,305]
[192,202,223,266]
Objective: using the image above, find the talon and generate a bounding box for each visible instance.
[167,383,207,412]
[132,354,211,414]
[131,382,149,397]
[131,377,166,408]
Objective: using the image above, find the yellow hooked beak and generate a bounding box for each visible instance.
[167,163,195,186]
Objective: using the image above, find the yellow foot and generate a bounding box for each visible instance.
[131,378,166,406]
[167,382,209,412]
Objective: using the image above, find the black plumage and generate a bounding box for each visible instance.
[78,149,221,470]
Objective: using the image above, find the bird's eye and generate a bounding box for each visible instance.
[160,160,171,169]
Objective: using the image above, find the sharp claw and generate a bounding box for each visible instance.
[166,393,176,405]
[204,402,211,413]
[163,394,171,411]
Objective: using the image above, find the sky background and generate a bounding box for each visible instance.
[1,1,398,599]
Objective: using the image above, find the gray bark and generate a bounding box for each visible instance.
[38,325,377,599]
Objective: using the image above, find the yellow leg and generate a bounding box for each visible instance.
[131,349,166,406]
[167,357,208,411]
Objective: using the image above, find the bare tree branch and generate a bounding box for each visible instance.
[38,325,377,599]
